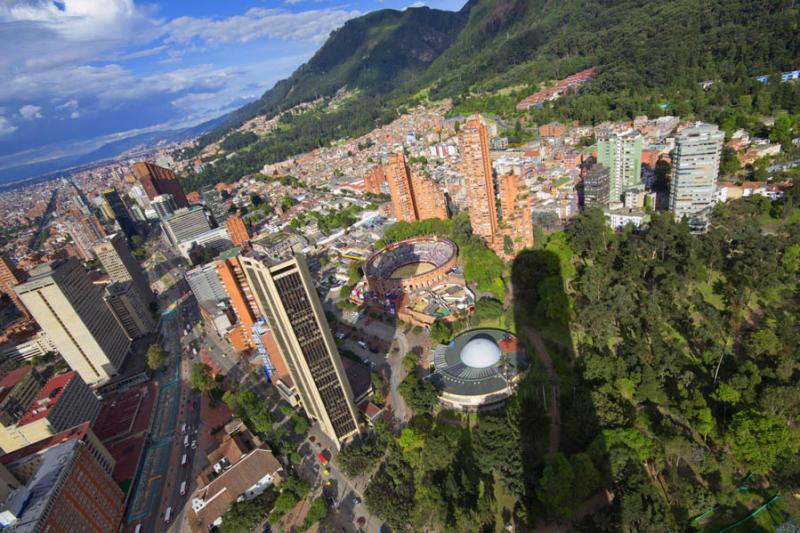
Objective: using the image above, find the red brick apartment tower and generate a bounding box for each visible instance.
[459,116,499,239]
[131,161,189,208]
[385,152,419,222]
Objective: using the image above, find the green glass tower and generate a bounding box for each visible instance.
[596,129,643,203]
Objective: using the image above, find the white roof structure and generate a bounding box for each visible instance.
[460,337,501,369]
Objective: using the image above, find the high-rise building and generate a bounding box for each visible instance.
[226,215,250,247]
[412,173,449,221]
[0,368,44,427]
[0,438,124,532]
[162,206,212,246]
[459,116,499,239]
[669,123,724,226]
[596,129,643,203]
[186,262,228,305]
[100,188,138,239]
[131,161,189,208]
[201,186,229,225]
[583,164,611,208]
[384,153,448,223]
[0,255,29,319]
[14,260,130,385]
[151,194,177,220]
[103,282,155,340]
[364,166,387,195]
[239,254,360,448]
[385,153,418,222]
[63,209,107,260]
[0,371,101,452]
[497,172,534,253]
[93,233,154,305]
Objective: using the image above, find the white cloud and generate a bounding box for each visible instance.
[0,116,17,136]
[19,104,42,120]
[167,7,360,46]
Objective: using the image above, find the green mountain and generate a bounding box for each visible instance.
[198,5,470,147]
[186,0,800,186]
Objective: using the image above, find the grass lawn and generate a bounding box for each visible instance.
[492,473,518,533]
[696,272,726,311]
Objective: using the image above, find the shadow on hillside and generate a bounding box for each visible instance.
[504,248,656,531]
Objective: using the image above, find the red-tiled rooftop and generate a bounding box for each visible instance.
[0,421,90,465]
[0,366,33,404]
[17,371,76,426]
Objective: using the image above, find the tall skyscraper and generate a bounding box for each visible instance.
[92,233,154,305]
[131,161,189,208]
[385,152,448,223]
[226,215,250,247]
[385,153,418,222]
[103,282,155,340]
[239,253,360,448]
[583,164,611,208]
[596,129,643,203]
[670,123,724,226]
[201,186,229,225]
[100,188,138,239]
[14,260,130,385]
[459,116,499,239]
[0,255,29,319]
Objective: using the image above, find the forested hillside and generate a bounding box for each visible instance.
[342,189,800,532]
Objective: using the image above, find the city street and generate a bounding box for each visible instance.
[124,245,204,533]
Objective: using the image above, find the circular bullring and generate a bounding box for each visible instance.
[365,237,458,296]
[431,329,527,411]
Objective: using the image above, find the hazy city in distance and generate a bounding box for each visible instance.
[0,1,799,532]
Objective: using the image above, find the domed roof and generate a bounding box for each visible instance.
[460,337,501,369]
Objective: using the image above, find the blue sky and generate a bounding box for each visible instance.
[0,0,466,174]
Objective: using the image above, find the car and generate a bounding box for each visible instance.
[324,479,332,487]
[191,440,197,449]
[323,468,331,476]
[353,496,362,505]
[317,452,328,465]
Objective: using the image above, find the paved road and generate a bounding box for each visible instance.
[124,246,203,532]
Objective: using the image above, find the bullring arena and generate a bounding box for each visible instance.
[364,237,458,296]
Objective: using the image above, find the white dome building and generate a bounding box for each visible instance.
[460,337,502,369]
[431,329,526,412]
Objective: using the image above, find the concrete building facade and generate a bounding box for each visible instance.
[14,260,130,385]
[103,282,155,340]
[239,254,360,448]
[186,262,227,304]
[670,123,724,226]
[93,233,154,305]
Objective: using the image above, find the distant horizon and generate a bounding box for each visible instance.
[0,0,467,183]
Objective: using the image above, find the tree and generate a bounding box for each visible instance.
[146,344,168,370]
[220,490,275,533]
[398,374,439,414]
[727,409,798,474]
[537,454,578,518]
[190,363,217,392]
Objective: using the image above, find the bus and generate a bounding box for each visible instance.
[180,481,187,495]
[181,454,187,466]
[164,507,172,524]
